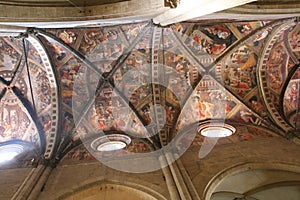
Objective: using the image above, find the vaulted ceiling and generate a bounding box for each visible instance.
[0,15,299,169]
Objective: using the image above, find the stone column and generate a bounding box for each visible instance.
[11,160,55,200]
[27,165,53,200]
[11,164,46,200]
[176,157,201,200]
[165,153,193,200]
[159,155,181,200]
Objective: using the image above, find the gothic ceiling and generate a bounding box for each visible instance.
[0,17,299,168]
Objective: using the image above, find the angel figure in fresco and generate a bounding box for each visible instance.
[202,101,215,119]
[166,106,175,124]
[59,30,76,44]
[125,25,141,40]
[238,110,255,124]
[203,41,226,55]
[50,43,66,61]
[249,96,264,115]
[89,107,99,129]
[189,32,203,51]
[98,117,105,130]
[253,27,272,46]
[204,25,231,40]
[196,99,206,119]
[288,83,299,109]
[142,106,152,125]
[81,30,100,54]
[63,115,72,135]
[237,23,253,34]
[267,67,283,90]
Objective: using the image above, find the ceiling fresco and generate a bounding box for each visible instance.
[0,18,299,166]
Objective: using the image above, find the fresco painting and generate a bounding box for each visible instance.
[223,45,258,97]
[0,90,40,145]
[284,81,299,113]
[88,82,148,137]
[266,41,289,93]
[23,44,53,112]
[140,103,155,125]
[163,29,202,91]
[183,23,236,64]
[251,26,273,47]
[164,50,200,101]
[57,29,78,47]
[248,93,267,117]
[62,111,74,137]
[233,21,267,37]
[243,26,273,51]
[59,57,89,107]
[229,106,264,126]
[44,36,73,65]
[26,51,54,138]
[284,68,300,126]
[112,31,151,108]
[126,139,151,153]
[121,22,148,42]
[171,23,189,36]
[79,27,127,74]
[26,41,59,140]
[28,43,43,65]
[177,75,237,131]
[289,23,300,55]
[288,23,300,60]
[18,21,297,161]
[47,29,79,48]
[163,29,175,50]
[63,145,95,161]
[0,38,22,72]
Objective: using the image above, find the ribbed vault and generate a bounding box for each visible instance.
[0,16,299,168]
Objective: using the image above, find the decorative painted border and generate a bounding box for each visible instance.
[151,27,169,146]
[258,20,296,132]
[26,35,59,159]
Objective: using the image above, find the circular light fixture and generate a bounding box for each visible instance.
[91,134,131,152]
[0,144,24,163]
[198,123,236,138]
[97,141,127,151]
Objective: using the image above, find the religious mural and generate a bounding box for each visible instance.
[223,45,258,97]
[163,28,202,91]
[87,82,148,137]
[289,23,300,60]
[176,75,238,131]
[79,27,127,74]
[0,90,40,146]
[283,68,300,127]
[266,41,289,93]
[121,22,149,42]
[47,28,79,49]
[178,23,237,68]
[0,37,22,72]
[1,19,299,163]
[232,21,268,38]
